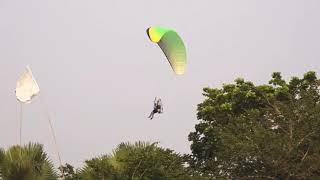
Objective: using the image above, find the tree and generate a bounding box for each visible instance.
[59,164,80,180]
[0,143,58,180]
[78,141,191,179]
[188,71,320,179]
[78,155,118,180]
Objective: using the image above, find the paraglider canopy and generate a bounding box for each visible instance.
[147,26,187,75]
[15,66,40,103]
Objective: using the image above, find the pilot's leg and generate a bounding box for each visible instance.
[148,111,154,119]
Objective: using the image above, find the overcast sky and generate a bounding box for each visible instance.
[0,0,319,167]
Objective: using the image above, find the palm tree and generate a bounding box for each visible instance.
[78,141,189,180]
[0,143,58,180]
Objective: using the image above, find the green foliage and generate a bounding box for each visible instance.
[59,164,80,180]
[0,143,58,180]
[78,141,190,180]
[189,71,320,179]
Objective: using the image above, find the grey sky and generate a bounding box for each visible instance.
[0,0,319,167]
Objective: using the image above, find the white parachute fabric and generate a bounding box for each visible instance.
[15,66,40,103]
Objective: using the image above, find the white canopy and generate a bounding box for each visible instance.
[15,66,40,103]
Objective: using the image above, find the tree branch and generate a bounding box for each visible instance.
[301,145,310,162]
[297,132,314,146]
